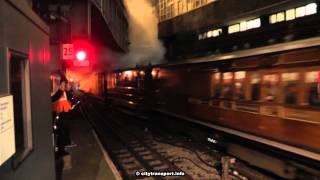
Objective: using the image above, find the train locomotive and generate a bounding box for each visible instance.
[105,38,320,178]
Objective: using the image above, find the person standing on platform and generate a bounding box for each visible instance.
[51,78,72,157]
[64,81,78,148]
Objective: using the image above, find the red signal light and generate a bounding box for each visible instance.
[76,51,87,61]
[70,40,96,67]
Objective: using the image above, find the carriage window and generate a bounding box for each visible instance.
[305,71,320,106]
[119,71,138,88]
[222,72,233,99]
[250,73,261,101]
[213,73,221,98]
[234,71,246,100]
[263,74,279,102]
[106,73,117,89]
[282,72,299,105]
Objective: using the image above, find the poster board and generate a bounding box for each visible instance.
[0,95,15,166]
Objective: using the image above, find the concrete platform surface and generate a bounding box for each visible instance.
[61,110,121,180]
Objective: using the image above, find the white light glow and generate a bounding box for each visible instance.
[76,51,86,61]
[306,3,317,15]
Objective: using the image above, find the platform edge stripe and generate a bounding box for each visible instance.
[92,130,123,180]
[154,108,320,161]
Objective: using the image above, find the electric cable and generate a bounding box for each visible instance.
[171,156,210,173]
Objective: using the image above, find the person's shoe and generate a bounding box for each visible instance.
[65,142,77,148]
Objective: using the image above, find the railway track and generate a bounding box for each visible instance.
[79,95,281,180]
[80,96,196,180]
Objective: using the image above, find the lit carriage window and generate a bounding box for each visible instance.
[281,72,299,105]
[286,9,296,21]
[250,74,261,101]
[270,12,286,24]
[234,71,246,100]
[295,6,306,18]
[277,12,285,22]
[202,32,207,39]
[228,18,260,34]
[222,72,233,99]
[269,3,317,24]
[213,29,222,37]
[223,72,233,83]
[124,71,133,81]
[215,73,221,81]
[198,28,222,40]
[305,71,320,106]
[263,74,279,102]
[269,14,277,24]
[240,22,247,32]
[207,31,213,38]
[306,3,317,15]
[228,24,240,34]
[247,18,261,29]
[235,71,246,80]
[305,71,318,83]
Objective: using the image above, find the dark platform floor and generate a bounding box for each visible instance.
[57,109,120,180]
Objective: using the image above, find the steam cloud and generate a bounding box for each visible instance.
[120,0,166,68]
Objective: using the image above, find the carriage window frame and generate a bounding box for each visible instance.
[249,72,261,102]
[262,73,280,103]
[212,72,222,99]
[234,71,247,100]
[7,48,33,169]
[221,72,234,99]
[281,72,300,105]
[304,70,320,107]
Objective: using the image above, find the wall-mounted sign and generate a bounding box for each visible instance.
[0,95,15,166]
[62,43,74,60]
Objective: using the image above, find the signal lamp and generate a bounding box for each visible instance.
[76,51,87,61]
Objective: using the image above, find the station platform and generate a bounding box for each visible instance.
[56,109,121,180]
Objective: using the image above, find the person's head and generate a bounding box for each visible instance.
[66,82,72,91]
[60,79,68,91]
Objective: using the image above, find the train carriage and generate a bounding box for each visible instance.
[106,39,320,166]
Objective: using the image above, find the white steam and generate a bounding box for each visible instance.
[120,0,166,68]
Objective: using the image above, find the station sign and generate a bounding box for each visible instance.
[0,95,15,166]
[62,43,74,60]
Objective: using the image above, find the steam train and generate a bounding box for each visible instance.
[105,38,320,178]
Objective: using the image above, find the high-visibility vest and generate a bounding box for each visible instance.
[52,91,72,113]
